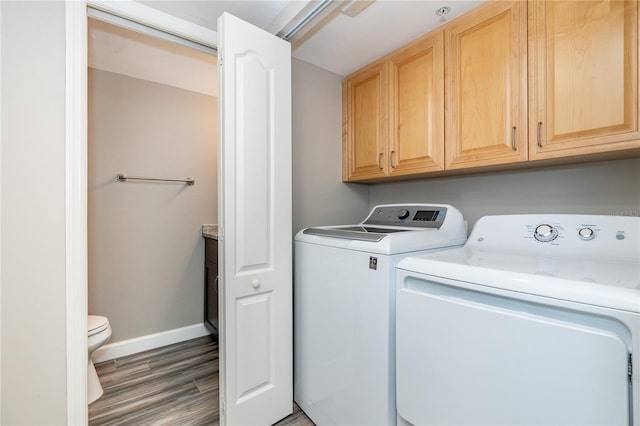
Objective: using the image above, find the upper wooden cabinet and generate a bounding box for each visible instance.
[342,61,388,181]
[387,31,445,177]
[445,0,528,170]
[342,0,640,182]
[529,0,640,159]
[343,31,445,181]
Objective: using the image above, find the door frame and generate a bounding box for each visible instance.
[66,1,311,422]
[64,2,219,422]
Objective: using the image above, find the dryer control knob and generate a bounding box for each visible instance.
[398,209,410,220]
[534,224,558,242]
[578,227,595,241]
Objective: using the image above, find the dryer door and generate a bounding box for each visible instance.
[396,274,631,426]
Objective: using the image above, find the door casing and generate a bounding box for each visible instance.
[65,2,218,423]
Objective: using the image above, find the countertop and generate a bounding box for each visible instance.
[202,224,218,240]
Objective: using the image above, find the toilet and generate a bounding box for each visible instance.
[88,315,112,404]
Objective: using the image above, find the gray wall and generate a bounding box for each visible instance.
[0,2,68,424]
[292,59,369,233]
[292,57,640,236]
[369,159,640,230]
[88,68,217,343]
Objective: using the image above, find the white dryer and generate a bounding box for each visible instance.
[294,204,467,426]
[396,214,640,425]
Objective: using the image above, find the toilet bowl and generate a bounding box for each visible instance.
[88,315,112,404]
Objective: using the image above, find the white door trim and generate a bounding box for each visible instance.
[65,1,219,422]
[0,2,3,420]
[65,2,88,423]
[87,0,218,50]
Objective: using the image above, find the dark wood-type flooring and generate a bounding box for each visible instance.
[89,335,314,426]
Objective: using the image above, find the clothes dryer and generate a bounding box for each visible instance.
[396,214,640,425]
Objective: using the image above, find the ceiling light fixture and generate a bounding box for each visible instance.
[341,0,375,18]
[436,6,451,22]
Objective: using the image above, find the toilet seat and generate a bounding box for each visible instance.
[88,315,109,336]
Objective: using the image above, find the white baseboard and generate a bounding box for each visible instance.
[92,323,211,363]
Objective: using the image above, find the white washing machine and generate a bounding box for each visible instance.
[396,214,640,425]
[294,204,467,426]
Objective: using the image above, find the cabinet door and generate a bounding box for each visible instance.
[529,0,640,159]
[343,61,389,181]
[205,258,218,334]
[204,238,219,336]
[445,0,528,170]
[388,31,445,176]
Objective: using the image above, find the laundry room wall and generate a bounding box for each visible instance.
[292,58,369,233]
[1,2,68,423]
[88,67,217,343]
[369,158,640,230]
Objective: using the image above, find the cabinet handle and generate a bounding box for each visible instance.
[511,126,517,150]
[390,150,396,168]
[537,122,543,148]
[378,153,383,169]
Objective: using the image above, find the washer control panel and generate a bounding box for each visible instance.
[467,214,639,260]
[363,204,449,228]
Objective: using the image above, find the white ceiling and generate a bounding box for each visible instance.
[139,0,485,77]
[294,1,483,75]
[89,18,218,96]
[139,0,291,33]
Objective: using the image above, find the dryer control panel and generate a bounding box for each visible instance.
[532,222,602,243]
[467,214,639,261]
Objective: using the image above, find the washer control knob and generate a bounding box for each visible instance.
[534,224,558,242]
[578,227,595,241]
[398,209,410,220]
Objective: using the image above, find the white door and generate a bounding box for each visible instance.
[217,12,292,426]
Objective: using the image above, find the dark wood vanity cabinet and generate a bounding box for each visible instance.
[204,237,218,338]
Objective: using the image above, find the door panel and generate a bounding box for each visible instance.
[235,292,273,401]
[235,52,271,270]
[218,12,292,426]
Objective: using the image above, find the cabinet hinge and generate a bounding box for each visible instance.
[629,353,633,381]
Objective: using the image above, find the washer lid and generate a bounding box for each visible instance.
[295,204,468,255]
[88,315,109,336]
[303,226,407,242]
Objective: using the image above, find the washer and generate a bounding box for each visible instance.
[294,204,467,426]
[396,214,640,425]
